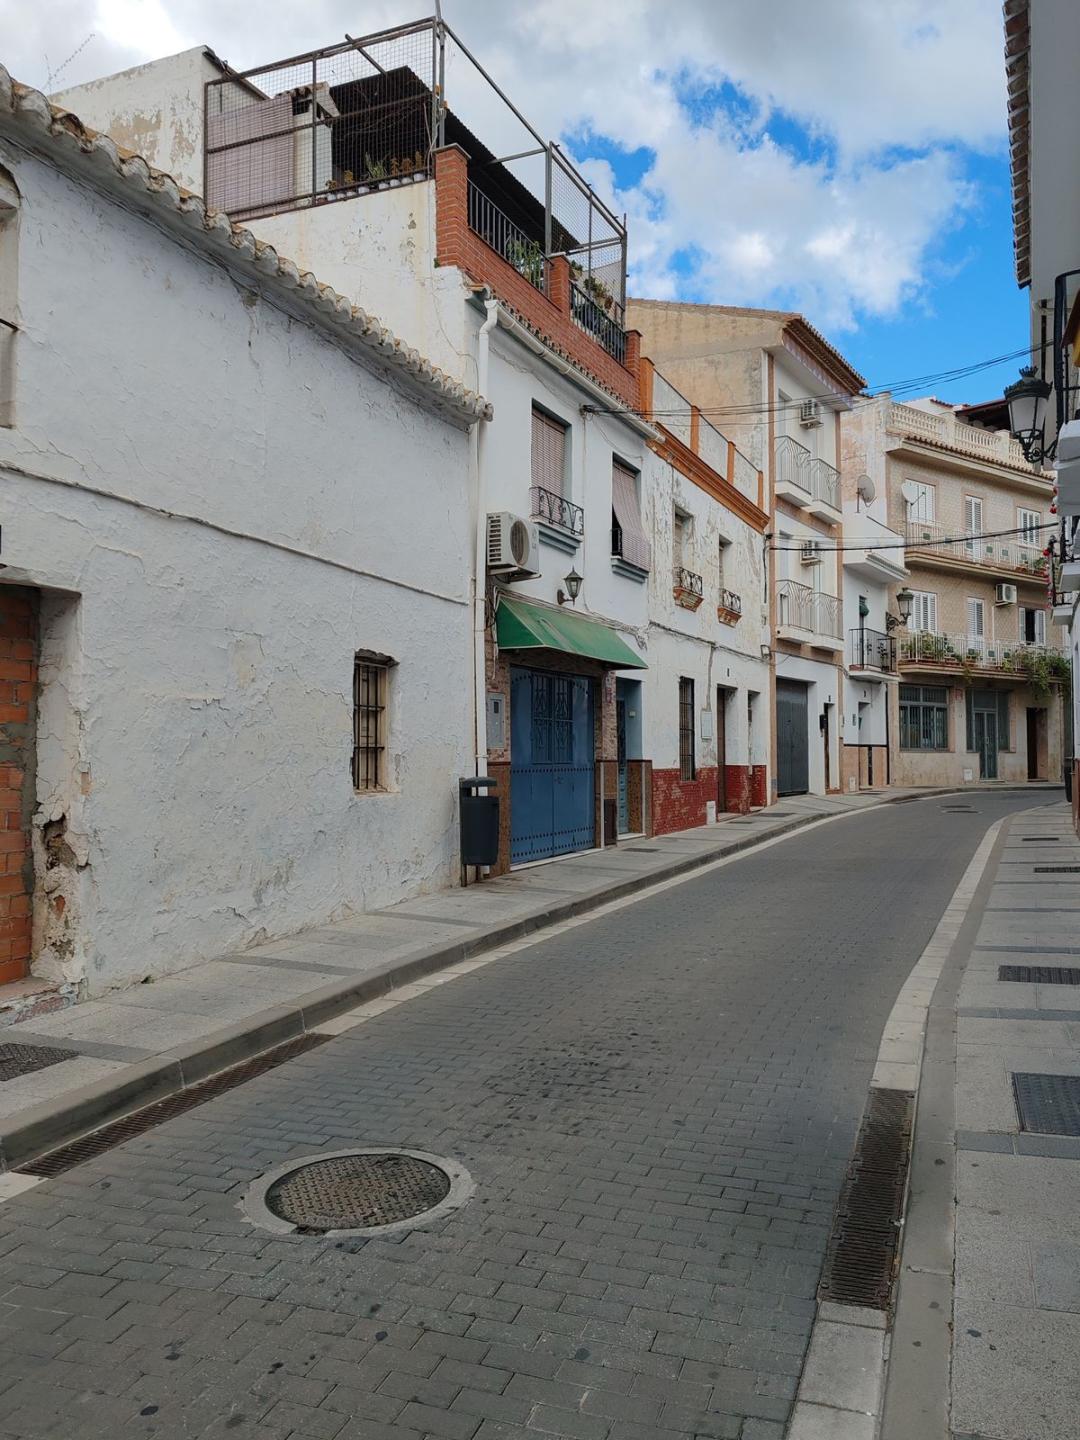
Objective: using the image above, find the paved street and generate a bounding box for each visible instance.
[0,794,1050,1440]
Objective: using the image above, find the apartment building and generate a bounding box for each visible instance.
[1004,0,1080,822]
[852,396,1065,786]
[58,21,776,869]
[628,301,866,799]
[0,67,487,1005]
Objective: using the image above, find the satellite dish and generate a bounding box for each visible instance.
[900,480,921,504]
[856,474,876,504]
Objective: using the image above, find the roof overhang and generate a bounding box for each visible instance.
[495,595,647,669]
[1004,0,1031,288]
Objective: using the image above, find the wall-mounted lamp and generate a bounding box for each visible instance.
[885,585,914,632]
[1005,365,1052,465]
[557,568,583,606]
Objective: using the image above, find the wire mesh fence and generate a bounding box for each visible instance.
[205,24,438,220]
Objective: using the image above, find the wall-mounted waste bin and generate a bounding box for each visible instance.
[460,776,499,867]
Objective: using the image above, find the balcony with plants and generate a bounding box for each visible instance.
[898,631,1070,688]
[848,627,896,678]
[904,519,1049,583]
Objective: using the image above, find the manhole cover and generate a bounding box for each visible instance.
[244,1148,474,1237]
[0,1043,74,1083]
[1013,1073,1080,1135]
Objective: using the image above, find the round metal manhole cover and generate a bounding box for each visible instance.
[244,1148,474,1238]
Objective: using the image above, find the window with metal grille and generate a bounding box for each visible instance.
[531,406,567,496]
[352,652,393,790]
[679,677,696,781]
[899,684,948,751]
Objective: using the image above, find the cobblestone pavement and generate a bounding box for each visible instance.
[0,794,1048,1440]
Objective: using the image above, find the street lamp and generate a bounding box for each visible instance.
[557,568,583,606]
[886,586,914,632]
[1005,365,1052,464]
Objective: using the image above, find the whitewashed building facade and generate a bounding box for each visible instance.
[0,69,487,1003]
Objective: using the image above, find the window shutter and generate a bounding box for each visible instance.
[612,462,651,571]
[997,692,1009,751]
[1035,608,1047,646]
[965,690,975,752]
[966,598,984,638]
[531,409,566,496]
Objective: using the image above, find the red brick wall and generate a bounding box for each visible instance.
[723,765,752,815]
[652,767,720,835]
[0,588,37,985]
[434,147,641,409]
[750,766,768,807]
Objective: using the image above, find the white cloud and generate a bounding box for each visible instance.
[0,0,1006,332]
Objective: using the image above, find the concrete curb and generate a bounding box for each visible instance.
[0,785,1056,1174]
[786,805,1039,1440]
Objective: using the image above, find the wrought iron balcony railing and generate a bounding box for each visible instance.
[674,566,704,597]
[810,456,840,512]
[848,627,896,673]
[718,587,743,615]
[775,434,812,495]
[905,520,1049,577]
[531,485,584,537]
[899,631,1070,678]
[570,282,627,363]
[468,182,547,294]
[778,579,843,639]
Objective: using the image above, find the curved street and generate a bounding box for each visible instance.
[0,794,1050,1440]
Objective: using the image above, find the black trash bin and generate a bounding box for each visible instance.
[460,776,499,867]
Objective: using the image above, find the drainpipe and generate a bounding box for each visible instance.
[473,294,499,778]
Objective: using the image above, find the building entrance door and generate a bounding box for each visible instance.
[616,698,629,833]
[716,688,728,813]
[509,668,594,864]
[974,710,999,780]
[776,680,809,795]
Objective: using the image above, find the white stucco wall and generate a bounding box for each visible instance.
[52,47,219,195]
[0,139,475,997]
[641,448,769,772]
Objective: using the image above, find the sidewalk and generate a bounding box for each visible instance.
[878,797,1080,1440]
[0,784,1052,1173]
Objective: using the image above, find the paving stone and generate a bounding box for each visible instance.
[0,796,1039,1440]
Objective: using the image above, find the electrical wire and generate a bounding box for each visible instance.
[768,520,1056,554]
[582,344,1038,422]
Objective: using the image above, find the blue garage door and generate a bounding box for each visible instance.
[510,667,595,864]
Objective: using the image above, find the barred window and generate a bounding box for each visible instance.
[899,684,948,751]
[352,651,393,791]
[679,677,696,781]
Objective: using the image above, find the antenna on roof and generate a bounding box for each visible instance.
[45,32,96,93]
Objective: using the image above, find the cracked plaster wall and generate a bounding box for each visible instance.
[0,140,475,997]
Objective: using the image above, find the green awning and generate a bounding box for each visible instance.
[496,596,647,669]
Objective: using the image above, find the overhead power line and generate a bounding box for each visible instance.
[769,520,1056,554]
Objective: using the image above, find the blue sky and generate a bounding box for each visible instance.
[9,0,1021,405]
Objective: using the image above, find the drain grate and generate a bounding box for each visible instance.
[266,1151,450,1233]
[942,805,976,813]
[1013,1072,1080,1135]
[1034,865,1080,874]
[1000,965,1080,985]
[0,1044,75,1083]
[1021,837,1061,843]
[19,1034,330,1177]
[818,1088,914,1311]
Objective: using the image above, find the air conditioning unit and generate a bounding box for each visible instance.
[995,582,1018,606]
[799,399,823,428]
[800,540,823,565]
[486,512,541,578]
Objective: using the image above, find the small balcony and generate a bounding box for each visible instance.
[776,579,843,651]
[807,457,841,522]
[718,587,743,625]
[531,485,583,554]
[673,567,705,610]
[898,632,1071,684]
[904,521,1049,584]
[848,627,896,679]
[570,280,627,364]
[774,434,813,508]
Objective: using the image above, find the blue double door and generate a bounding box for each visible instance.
[509,666,595,864]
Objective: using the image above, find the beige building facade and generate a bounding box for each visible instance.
[847,396,1066,788]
